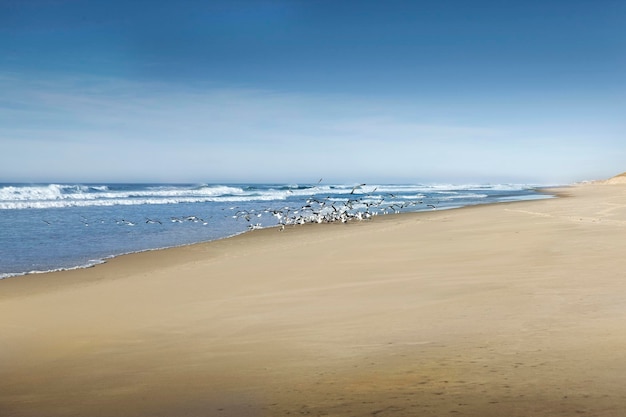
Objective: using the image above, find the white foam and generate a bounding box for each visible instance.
[0,259,106,280]
[0,184,251,209]
[0,184,245,200]
[440,193,489,200]
[0,183,541,210]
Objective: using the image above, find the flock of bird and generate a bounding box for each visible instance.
[41,184,437,231]
[232,184,437,231]
[231,191,433,231]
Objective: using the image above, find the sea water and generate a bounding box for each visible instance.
[0,182,553,278]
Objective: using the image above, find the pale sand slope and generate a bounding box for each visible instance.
[602,172,626,184]
[1,182,626,417]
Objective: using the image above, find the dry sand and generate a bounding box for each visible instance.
[2,181,626,416]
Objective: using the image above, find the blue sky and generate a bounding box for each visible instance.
[1,0,624,184]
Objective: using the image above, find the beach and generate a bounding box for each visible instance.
[1,180,626,416]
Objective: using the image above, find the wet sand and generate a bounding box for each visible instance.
[2,181,626,416]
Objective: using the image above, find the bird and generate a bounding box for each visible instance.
[350,183,366,194]
[223,180,432,233]
[184,215,204,223]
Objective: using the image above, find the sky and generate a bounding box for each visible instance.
[1,0,624,184]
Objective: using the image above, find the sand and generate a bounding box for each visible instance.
[2,181,626,417]
[602,172,626,185]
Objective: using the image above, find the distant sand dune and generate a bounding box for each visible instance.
[601,171,626,184]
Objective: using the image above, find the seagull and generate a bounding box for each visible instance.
[184,215,204,223]
[350,183,366,194]
[233,210,252,222]
[306,198,326,205]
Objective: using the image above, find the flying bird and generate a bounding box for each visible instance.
[350,184,367,194]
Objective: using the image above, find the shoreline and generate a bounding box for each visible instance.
[0,188,557,282]
[2,181,626,416]
[0,190,557,296]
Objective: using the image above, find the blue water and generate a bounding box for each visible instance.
[0,182,553,278]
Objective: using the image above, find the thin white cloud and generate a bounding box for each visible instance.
[1,74,623,183]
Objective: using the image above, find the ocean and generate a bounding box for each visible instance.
[0,182,553,279]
